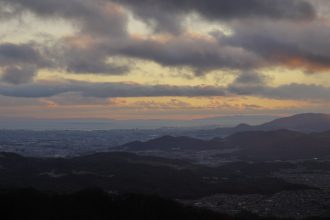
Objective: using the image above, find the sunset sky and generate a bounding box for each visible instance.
[0,0,330,120]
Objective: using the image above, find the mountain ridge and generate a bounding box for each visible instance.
[114,129,330,161]
[213,113,330,135]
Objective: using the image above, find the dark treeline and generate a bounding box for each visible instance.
[0,152,312,199]
[0,188,327,220]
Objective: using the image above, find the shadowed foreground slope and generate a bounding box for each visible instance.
[0,188,327,220]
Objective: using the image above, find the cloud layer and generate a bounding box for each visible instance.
[1,77,329,102]
[0,0,329,118]
[116,0,315,32]
[0,0,326,76]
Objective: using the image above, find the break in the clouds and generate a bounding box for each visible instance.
[0,0,330,118]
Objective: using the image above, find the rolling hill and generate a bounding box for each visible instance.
[114,129,330,161]
[0,152,307,198]
[213,113,330,135]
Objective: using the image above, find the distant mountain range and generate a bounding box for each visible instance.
[242,113,330,132]
[116,135,222,151]
[1,113,329,132]
[212,113,330,135]
[1,113,330,160]
[114,129,330,161]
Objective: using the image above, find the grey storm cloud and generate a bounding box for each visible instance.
[233,71,269,84]
[0,43,50,84]
[58,45,130,75]
[65,58,129,75]
[224,20,330,72]
[228,71,269,95]
[0,43,48,67]
[117,36,262,73]
[262,83,330,100]
[1,0,316,34]
[0,0,128,37]
[0,0,327,76]
[115,0,315,32]
[227,72,330,100]
[1,77,330,101]
[1,65,37,85]
[0,80,227,98]
[0,0,131,75]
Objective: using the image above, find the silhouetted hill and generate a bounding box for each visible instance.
[115,135,222,151]
[0,189,232,220]
[3,188,322,220]
[256,113,330,132]
[226,130,330,160]
[212,113,330,135]
[0,152,309,198]
[115,129,330,161]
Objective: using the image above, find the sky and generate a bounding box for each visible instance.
[0,0,330,120]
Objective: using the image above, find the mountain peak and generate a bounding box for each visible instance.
[258,113,330,132]
[235,123,252,130]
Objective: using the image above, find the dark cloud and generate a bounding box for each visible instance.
[0,0,326,77]
[66,59,129,75]
[227,72,330,100]
[1,65,37,85]
[0,0,128,37]
[224,20,330,72]
[117,35,261,73]
[0,78,329,102]
[0,0,131,75]
[0,80,226,98]
[6,0,312,36]
[0,43,48,67]
[0,0,132,75]
[228,71,269,95]
[59,45,130,75]
[116,0,315,32]
[1,0,316,35]
[1,0,329,118]
[233,71,269,84]
[0,43,49,84]
[262,83,330,100]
